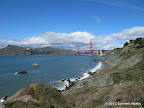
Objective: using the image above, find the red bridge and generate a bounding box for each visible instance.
[77,39,112,56]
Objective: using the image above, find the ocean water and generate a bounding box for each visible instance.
[0,55,102,97]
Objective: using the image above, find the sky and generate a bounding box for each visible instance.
[0,0,144,50]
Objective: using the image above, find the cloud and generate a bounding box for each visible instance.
[92,16,101,23]
[0,26,144,50]
[0,31,95,50]
[109,26,144,40]
[94,26,144,49]
[89,0,144,11]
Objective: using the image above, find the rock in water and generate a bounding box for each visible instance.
[93,59,99,62]
[32,63,39,67]
[87,71,93,75]
[16,71,27,75]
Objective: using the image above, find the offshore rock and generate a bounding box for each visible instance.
[93,59,99,62]
[32,63,39,67]
[15,71,27,75]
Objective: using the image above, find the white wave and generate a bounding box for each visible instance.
[90,61,102,72]
[70,77,77,82]
[80,72,90,80]
[14,72,18,75]
[79,61,102,80]
[54,61,103,91]
[54,79,70,91]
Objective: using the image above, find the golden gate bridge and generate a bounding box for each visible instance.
[77,39,112,56]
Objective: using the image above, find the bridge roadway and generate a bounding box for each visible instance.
[79,50,112,51]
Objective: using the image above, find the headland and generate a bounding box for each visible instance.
[6,38,144,108]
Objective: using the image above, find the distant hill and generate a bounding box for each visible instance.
[0,45,77,56]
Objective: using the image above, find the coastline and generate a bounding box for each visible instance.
[62,60,107,91]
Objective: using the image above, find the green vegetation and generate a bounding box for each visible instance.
[7,84,68,108]
[35,85,68,108]
[112,72,123,83]
[92,96,105,107]
[126,73,133,81]
[92,99,102,106]
[130,37,144,48]
[124,41,129,47]
[107,106,113,108]
[114,48,122,54]
[116,98,122,102]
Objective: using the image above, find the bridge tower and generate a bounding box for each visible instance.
[77,45,79,55]
[90,39,93,56]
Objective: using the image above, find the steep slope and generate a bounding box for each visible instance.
[7,84,69,108]
[104,38,144,69]
[62,38,144,108]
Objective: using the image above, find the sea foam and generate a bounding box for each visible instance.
[55,61,103,91]
[80,61,102,80]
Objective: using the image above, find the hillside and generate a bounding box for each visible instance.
[0,45,76,56]
[62,38,144,108]
[6,38,144,108]
[6,84,69,108]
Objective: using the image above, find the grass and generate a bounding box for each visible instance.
[126,73,133,81]
[114,48,122,54]
[7,84,69,108]
[92,99,102,106]
[92,96,105,107]
[112,72,123,83]
[116,98,122,102]
[35,85,68,108]
[107,106,113,108]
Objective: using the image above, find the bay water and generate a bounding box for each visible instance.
[0,55,102,98]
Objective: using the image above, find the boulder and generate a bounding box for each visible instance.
[93,59,99,62]
[15,71,27,75]
[61,79,65,82]
[61,78,67,82]
[32,63,39,67]
[87,71,93,75]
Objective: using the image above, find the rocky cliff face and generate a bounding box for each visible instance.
[0,45,76,56]
[62,38,144,108]
[104,38,144,69]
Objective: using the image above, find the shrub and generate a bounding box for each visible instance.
[124,42,129,47]
[126,73,133,81]
[92,99,102,106]
[112,72,122,83]
[130,40,133,43]
[133,38,144,48]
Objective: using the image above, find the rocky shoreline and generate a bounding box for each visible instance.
[64,61,106,90]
